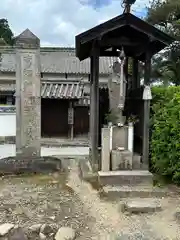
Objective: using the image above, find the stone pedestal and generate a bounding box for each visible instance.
[15,29,41,159]
[111,149,133,170]
[111,149,122,170]
[112,126,128,150]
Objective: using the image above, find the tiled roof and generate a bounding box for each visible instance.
[11,82,83,99]
[0,81,108,96]
[0,48,116,74]
[41,82,83,99]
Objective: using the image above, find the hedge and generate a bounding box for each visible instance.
[151,86,180,184]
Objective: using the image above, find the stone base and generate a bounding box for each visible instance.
[78,158,97,180]
[120,199,162,213]
[98,170,153,186]
[101,185,167,199]
[88,152,101,172]
[0,156,62,175]
[111,150,141,170]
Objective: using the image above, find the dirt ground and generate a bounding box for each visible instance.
[0,160,179,239]
[0,172,95,239]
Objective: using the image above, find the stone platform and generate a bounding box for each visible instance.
[102,184,167,198]
[79,160,167,200]
[98,170,153,186]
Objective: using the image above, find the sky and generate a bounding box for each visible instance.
[0,0,149,47]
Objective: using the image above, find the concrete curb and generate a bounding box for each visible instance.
[0,136,89,147]
[41,143,89,148]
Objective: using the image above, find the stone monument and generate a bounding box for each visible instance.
[15,29,41,159]
[101,48,135,171]
[108,48,127,126]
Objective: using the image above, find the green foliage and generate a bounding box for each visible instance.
[146,0,180,86]
[105,111,119,124]
[0,19,14,46]
[151,86,180,184]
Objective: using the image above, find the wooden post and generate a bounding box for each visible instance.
[132,58,139,89]
[89,41,99,171]
[124,57,129,94]
[142,51,152,169]
[68,101,74,140]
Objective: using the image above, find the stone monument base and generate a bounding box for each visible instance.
[0,156,62,175]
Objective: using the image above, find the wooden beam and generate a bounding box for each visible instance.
[79,19,127,45]
[142,51,152,169]
[100,42,148,58]
[100,50,119,57]
[135,38,154,58]
[89,40,100,171]
[129,24,171,46]
[100,37,142,47]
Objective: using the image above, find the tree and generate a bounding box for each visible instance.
[0,19,14,46]
[147,0,180,39]
[146,0,180,85]
[151,52,180,86]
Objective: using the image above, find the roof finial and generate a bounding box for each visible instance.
[122,0,136,13]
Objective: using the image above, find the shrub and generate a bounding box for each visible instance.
[151,86,180,184]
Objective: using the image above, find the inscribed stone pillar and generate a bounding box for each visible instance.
[15,29,41,159]
[101,127,111,171]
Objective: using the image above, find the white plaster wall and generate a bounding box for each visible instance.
[0,73,109,84]
[0,113,16,136]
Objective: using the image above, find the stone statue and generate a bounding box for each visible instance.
[108,49,127,126]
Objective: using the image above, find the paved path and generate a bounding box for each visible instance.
[0,144,89,159]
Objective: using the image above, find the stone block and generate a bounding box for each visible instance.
[79,158,97,180]
[98,170,153,186]
[0,156,62,175]
[101,185,167,199]
[132,154,141,169]
[121,199,162,213]
[101,127,111,171]
[111,150,134,170]
[111,150,122,170]
[112,126,128,150]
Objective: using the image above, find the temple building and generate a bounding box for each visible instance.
[0,46,112,138]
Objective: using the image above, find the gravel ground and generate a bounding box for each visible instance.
[0,172,95,239]
[0,159,179,239]
[68,160,180,240]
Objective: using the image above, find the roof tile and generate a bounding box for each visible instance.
[41,82,83,99]
[0,48,116,74]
